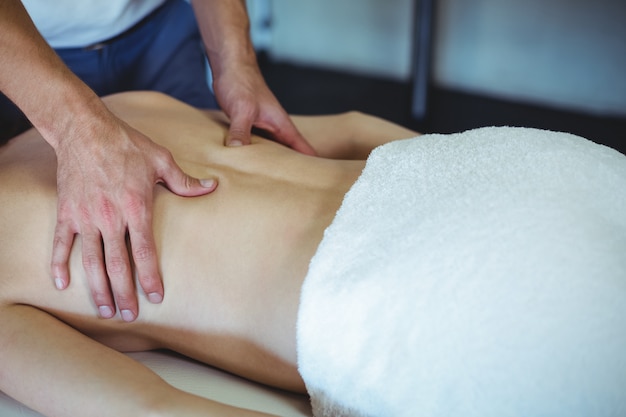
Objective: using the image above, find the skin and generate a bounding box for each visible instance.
[191,0,316,154]
[0,92,418,417]
[0,0,314,323]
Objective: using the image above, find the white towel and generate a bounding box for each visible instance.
[297,127,626,417]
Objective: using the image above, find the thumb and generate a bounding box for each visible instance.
[159,160,218,197]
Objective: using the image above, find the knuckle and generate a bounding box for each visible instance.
[114,292,136,310]
[50,259,62,272]
[230,126,248,138]
[106,255,128,276]
[82,253,102,274]
[141,279,161,294]
[56,202,74,220]
[123,192,147,220]
[133,245,155,263]
[50,258,66,274]
[52,233,69,251]
[90,289,112,307]
[237,99,257,115]
[154,148,175,170]
[97,198,117,227]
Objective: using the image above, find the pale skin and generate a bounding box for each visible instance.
[0,0,315,323]
[0,92,418,417]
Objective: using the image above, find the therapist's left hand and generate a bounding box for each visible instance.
[213,61,317,156]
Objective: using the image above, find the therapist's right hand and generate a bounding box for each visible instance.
[0,0,219,322]
[50,108,218,322]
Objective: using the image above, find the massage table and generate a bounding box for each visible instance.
[0,350,313,416]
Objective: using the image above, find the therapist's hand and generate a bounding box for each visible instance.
[51,109,217,322]
[213,62,317,156]
[0,0,220,322]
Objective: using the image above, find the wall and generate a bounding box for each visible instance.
[248,0,415,80]
[248,0,626,116]
[434,0,626,116]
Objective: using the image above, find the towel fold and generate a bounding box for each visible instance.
[297,127,626,417]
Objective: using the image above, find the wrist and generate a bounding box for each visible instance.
[208,40,258,79]
[35,81,108,150]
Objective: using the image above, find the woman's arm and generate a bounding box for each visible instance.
[291,112,420,160]
[0,304,276,417]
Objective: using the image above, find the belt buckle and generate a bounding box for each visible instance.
[84,42,107,51]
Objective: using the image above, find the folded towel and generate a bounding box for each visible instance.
[297,127,626,417]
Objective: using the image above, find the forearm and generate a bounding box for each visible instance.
[0,0,106,148]
[0,304,276,417]
[190,0,256,78]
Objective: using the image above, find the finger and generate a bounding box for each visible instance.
[80,230,116,319]
[275,124,317,156]
[258,111,317,156]
[127,204,163,305]
[101,230,137,323]
[226,110,254,147]
[156,151,218,197]
[50,219,75,290]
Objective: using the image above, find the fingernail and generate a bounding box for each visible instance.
[121,309,135,322]
[54,277,65,290]
[148,292,163,303]
[200,178,216,188]
[228,139,243,147]
[99,305,114,319]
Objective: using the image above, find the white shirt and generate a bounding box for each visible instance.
[21,0,168,48]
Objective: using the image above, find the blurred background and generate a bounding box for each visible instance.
[245,0,626,154]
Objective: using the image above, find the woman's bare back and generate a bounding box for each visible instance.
[0,92,366,392]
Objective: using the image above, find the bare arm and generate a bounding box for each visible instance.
[0,304,277,417]
[202,109,419,160]
[0,0,216,321]
[190,0,316,155]
[291,112,420,160]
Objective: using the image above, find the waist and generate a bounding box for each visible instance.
[23,0,168,48]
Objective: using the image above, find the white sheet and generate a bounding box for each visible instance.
[297,127,626,417]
